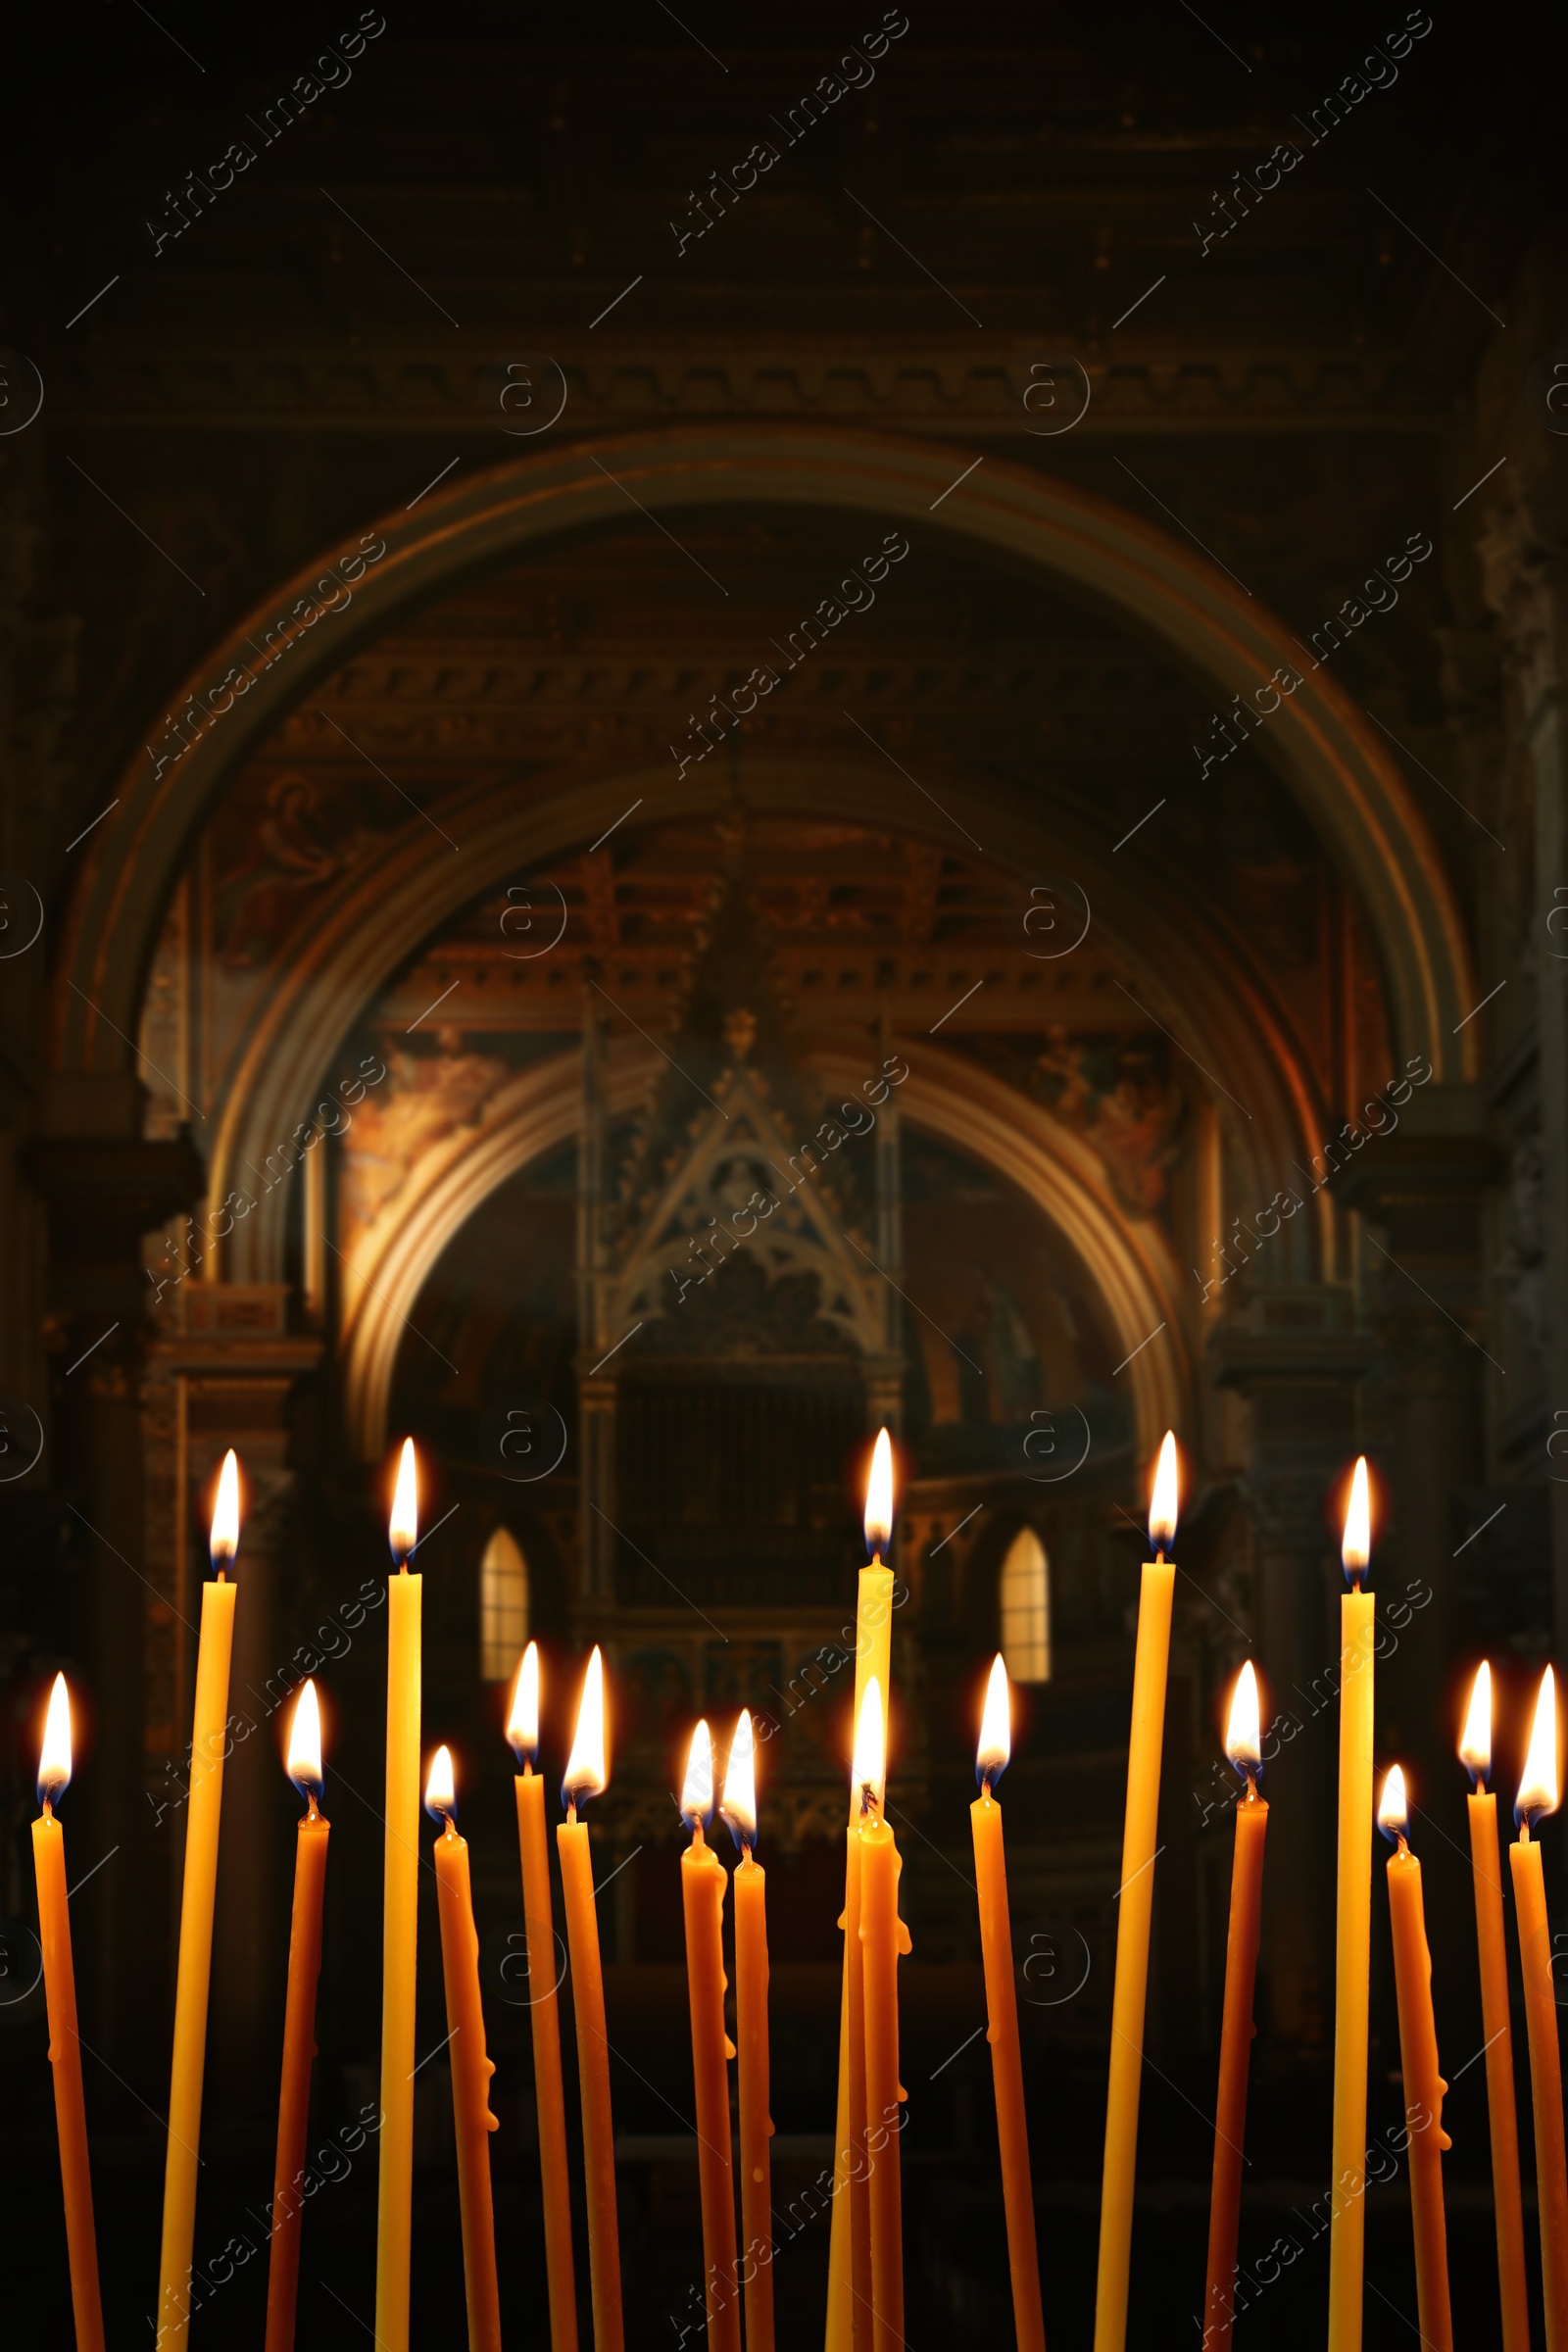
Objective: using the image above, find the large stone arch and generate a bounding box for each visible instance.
[54,425,1476,1089]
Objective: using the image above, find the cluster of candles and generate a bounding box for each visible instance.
[21,1431,1568,2352]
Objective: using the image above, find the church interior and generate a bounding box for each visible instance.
[3,3,1567,2345]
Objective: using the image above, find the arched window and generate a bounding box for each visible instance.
[479,1526,528,1684]
[999,1525,1051,1684]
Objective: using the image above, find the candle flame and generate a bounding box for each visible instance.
[37,1672,73,1806]
[1225,1660,1262,1776]
[423,1742,456,1822]
[863,1428,894,1557]
[287,1679,323,1801]
[1458,1661,1492,1785]
[1516,1664,1560,1830]
[1341,1456,1371,1583]
[210,1448,241,1568]
[508,1641,540,1768]
[1148,1431,1179,1550]
[681,1718,715,1833]
[853,1675,885,1812]
[1377,1762,1409,1842]
[389,1438,418,1564]
[720,1710,758,1851]
[976,1654,1011,1787]
[563,1645,608,1811]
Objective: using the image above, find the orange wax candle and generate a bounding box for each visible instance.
[265,1683,331,2352]
[680,1721,741,2352]
[426,1747,502,2352]
[1510,1667,1568,2352]
[32,1675,106,2352]
[377,1441,422,2352]
[970,1658,1045,2352]
[559,1648,624,2352]
[1379,1768,1452,2352]
[509,1645,579,2352]
[842,1817,873,2334]
[1201,1665,1269,2351]
[721,1712,775,2352]
[857,1678,909,2352]
[1329,1456,1375,2352]
[1457,1665,1530,2352]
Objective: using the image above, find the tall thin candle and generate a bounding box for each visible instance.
[1094,1431,1179,2352]
[508,1644,578,2352]
[1201,1662,1269,2350]
[857,1678,909,2352]
[157,1449,241,2349]
[1457,1665,1530,2352]
[1328,1456,1375,2352]
[1510,1666,1568,2351]
[721,1710,774,2352]
[681,1720,740,2352]
[425,1745,503,2352]
[265,1681,331,2352]
[827,1429,896,2352]
[558,1648,624,2352]
[32,1675,106,2352]
[375,1439,422,2352]
[1378,1767,1452,2352]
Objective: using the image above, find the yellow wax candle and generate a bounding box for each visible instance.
[721,1711,775,2352]
[508,1645,579,2352]
[558,1647,624,2352]
[970,1658,1045,2352]
[157,1449,241,2350]
[266,1683,331,2352]
[1328,1457,1374,2352]
[1510,1667,1568,2352]
[1458,1665,1531,2352]
[680,1721,741,2352]
[1201,1665,1268,2352]
[827,1429,895,2352]
[1378,1769,1452,2352]
[1094,1431,1178,2352]
[426,1748,503,2352]
[856,1680,909,2352]
[32,1675,106,2352]
[375,1440,422,2352]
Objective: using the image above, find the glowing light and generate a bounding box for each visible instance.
[1342,1456,1371,1583]
[508,1641,540,1768]
[563,1646,608,1811]
[864,1428,894,1557]
[682,1718,715,1832]
[38,1673,73,1806]
[976,1654,1011,1787]
[720,1710,758,1850]
[1458,1661,1492,1785]
[1378,1762,1409,1842]
[287,1680,323,1799]
[1225,1660,1262,1776]
[1517,1665,1560,1829]
[210,1448,241,1568]
[389,1438,418,1564]
[853,1675,885,1810]
[424,1743,456,1821]
[1148,1431,1179,1550]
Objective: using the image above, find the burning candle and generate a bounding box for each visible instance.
[720,1710,774,2352]
[1328,1455,1374,2352]
[32,1674,106,2352]
[507,1643,578,2352]
[1457,1663,1530,2352]
[1201,1660,1268,2350]
[1510,1666,1568,2351]
[157,1448,241,2348]
[970,1655,1045,2352]
[1094,1430,1178,2352]
[681,1720,740,2352]
[1378,1765,1452,2352]
[857,1676,909,2352]
[558,1647,624,2352]
[827,1430,897,2351]
[425,1744,503,2352]
[265,1681,331,2352]
[376,1440,422,2352]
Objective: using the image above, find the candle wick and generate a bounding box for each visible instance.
[306,1792,319,1822]
[522,1758,534,1780]
[567,1799,578,1826]
[41,1795,52,1822]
